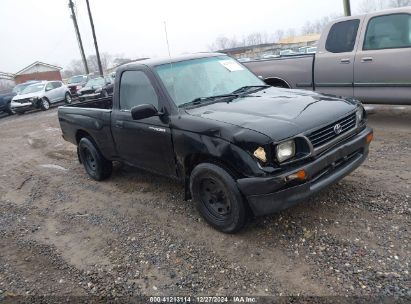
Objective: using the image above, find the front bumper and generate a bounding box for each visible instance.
[237,127,373,216]
[10,101,37,112]
[79,92,101,100]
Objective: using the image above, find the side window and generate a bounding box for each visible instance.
[45,83,53,91]
[326,19,360,53]
[364,14,411,50]
[119,71,159,110]
[52,82,62,89]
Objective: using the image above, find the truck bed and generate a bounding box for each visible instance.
[58,97,114,150]
[244,54,315,89]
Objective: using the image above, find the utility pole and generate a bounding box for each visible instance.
[343,0,352,16]
[68,0,89,74]
[85,0,104,76]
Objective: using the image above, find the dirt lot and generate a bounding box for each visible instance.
[0,105,410,300]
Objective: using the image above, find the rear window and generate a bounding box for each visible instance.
[363,14,411,50]
[326,19,360,53]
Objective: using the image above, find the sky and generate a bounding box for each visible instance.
[0,0,366,73]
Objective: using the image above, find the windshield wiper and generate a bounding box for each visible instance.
[179,94,239,108]
[232,85,270,95]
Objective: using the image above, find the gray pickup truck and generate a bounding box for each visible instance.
[245,7,411,105]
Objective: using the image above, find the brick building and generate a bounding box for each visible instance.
[14,61,62,84]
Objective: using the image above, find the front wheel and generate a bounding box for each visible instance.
[65,92,72,104]
[78,137,112,181]
[40,98,50,111]
[190,163,247,233]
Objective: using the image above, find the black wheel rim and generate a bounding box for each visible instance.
[82,147,97,172]
[199,178,231,221]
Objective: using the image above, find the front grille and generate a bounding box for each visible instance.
[307,113,356,148]
[17,98,31,104]
[80,90,94,95]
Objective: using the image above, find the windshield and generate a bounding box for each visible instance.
[85,77,105,87]
[21,83,45,94]
[155,56,264,106]
[12,84,26,94]
[68,75,86,84]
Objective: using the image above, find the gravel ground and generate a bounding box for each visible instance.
[0,105,409,301]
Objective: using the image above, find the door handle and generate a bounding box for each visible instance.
[361,57,373,62]
[115,120,124,128]
[340,58,351,64]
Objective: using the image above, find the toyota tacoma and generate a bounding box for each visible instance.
[58,53,373,233]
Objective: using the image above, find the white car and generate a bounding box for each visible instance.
[11,81,72,114]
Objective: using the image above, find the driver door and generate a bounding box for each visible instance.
[111,69,176,177]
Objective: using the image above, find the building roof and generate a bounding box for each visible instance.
[15,61,62,75]
[0,71,15,80]
[279,34,321,44]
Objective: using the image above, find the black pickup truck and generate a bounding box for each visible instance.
[58,53,373,233]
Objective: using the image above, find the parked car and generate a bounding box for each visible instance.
[279,49,299,56]
[11,81,72,114]
[78,76,114,101]
[306,46,317,54]
[67,74,89,96]
[0,81,40,115]
[244,7,411,105]
[58,53,373,233]
[237,57,252,62]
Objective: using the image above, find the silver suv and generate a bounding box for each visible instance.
[11,81,71,114]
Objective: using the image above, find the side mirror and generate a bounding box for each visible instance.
[131,104,158,120]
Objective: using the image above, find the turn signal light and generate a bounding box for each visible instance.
[286,169,307,182]
[366,132,374,144]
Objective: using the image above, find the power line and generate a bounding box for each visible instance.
[343,0,352,16]
[85,0,104,76]
[68,0,89,74]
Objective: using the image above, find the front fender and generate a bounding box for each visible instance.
[172,129,267,178]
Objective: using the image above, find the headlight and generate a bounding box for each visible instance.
[356,106,365,124]
[95,88,102,93]
[276,140,296,163]
[76,85,82,90]
[29,97,37,102]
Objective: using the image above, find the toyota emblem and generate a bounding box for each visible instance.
[333,123,343,134]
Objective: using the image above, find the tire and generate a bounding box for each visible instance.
[6,103,15,115]
[78,137,112,181]
[65,92,72,104]
[40,98,50,111]
[190,163,247,233]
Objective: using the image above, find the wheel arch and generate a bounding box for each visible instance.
[75,129,92,144]
[264,77,291,88]
[183,153,241,200]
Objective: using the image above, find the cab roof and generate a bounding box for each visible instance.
[120,52,226,70]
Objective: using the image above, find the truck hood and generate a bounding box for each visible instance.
[185,87,358,141]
